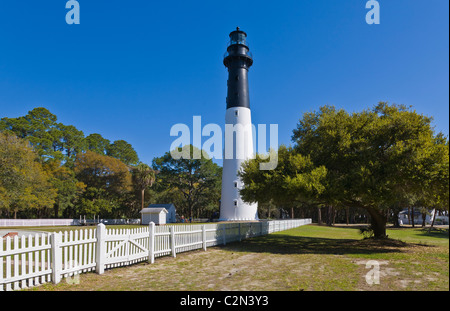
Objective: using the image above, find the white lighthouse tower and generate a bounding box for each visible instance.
[219,27,258,221]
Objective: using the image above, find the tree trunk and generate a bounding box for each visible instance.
[346,207,349,225]
[317,206,322,225]
[430,209,437,229]
[189,203,193,223]
[393,213,400,227]
[291,207,294,219]
[54,204,59,218]
[421,212,426,227]
[326,205,335,226]
[331,206,337,226]
[326,206,332,226]
[141,189,145,211]
[411,207,415,228]
[366,207,387,238]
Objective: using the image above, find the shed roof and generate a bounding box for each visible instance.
[140,208,168,214]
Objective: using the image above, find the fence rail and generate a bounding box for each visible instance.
[0,218,311,291]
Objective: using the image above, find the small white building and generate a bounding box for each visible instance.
[141,204,177,224]
[140,208,168,225]
[397,208,449,226]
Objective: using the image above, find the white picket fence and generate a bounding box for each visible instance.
[0,218,140,227]
[0,219,311,291]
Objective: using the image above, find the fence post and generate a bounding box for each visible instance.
[96,223,106,274]
[51,232,62,284]
[170,226,176,258]
[148,222,155,264]
[202,225,207,251]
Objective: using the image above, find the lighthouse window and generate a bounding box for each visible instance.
[234,181,238,188]
[235,110,239,116]
[234,200,238,207]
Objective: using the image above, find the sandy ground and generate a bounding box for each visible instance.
[31,239,448,291]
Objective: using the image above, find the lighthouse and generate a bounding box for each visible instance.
[219,27,258,221]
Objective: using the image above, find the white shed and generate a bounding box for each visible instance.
[140,208,168,225]
[146,204,177,223]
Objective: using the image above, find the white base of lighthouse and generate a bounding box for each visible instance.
[219,107,259,221]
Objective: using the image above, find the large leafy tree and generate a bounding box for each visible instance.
[152,145,222,221]
[0,107,86,164]
[239,145,327,208]
[106,139,139,166]
[56,124,86,164]
[74,150,132,217]
[0,133,57,218]
[0,107,62,161]
[0,108,140,166]
[414,133,449,228]
[240,103,448,238]
[44,160,86,218]
[291,103,448,238]
[0,108,145,219]
[85,133,110,155]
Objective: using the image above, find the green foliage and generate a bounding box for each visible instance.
[292,103,448,237]
[152,145,222,220]
[0,107,139,167]
[0,132,57,218]
[55,124,86,164]
[359,226,375,239]
[74,150,132,217]
[0,108,145,219]
[132,163,156,191]
[240,103,449,238]
[85,133,110,155]
[0,108,85,164]
[106,139,139,165]
[132,163,156,211]
[44,160,86,217]
[0,107,63,161]
[239,145,327,206]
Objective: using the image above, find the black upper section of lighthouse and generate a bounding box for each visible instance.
[224,27,253,110]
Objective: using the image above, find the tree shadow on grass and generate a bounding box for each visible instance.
[417,228,449,240]
[223,234,426,256]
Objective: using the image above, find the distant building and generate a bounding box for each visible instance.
[141,204,176,224]
[398,209,431,225]
[140,208,168,225]
[398,208,449,226]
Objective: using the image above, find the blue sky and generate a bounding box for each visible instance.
[0,0,448,166]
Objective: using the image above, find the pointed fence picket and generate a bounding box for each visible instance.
[59,228,97,277]
[0,218,311,291]
[0,233,52,291]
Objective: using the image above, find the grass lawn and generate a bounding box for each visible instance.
[25,224,448,291]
